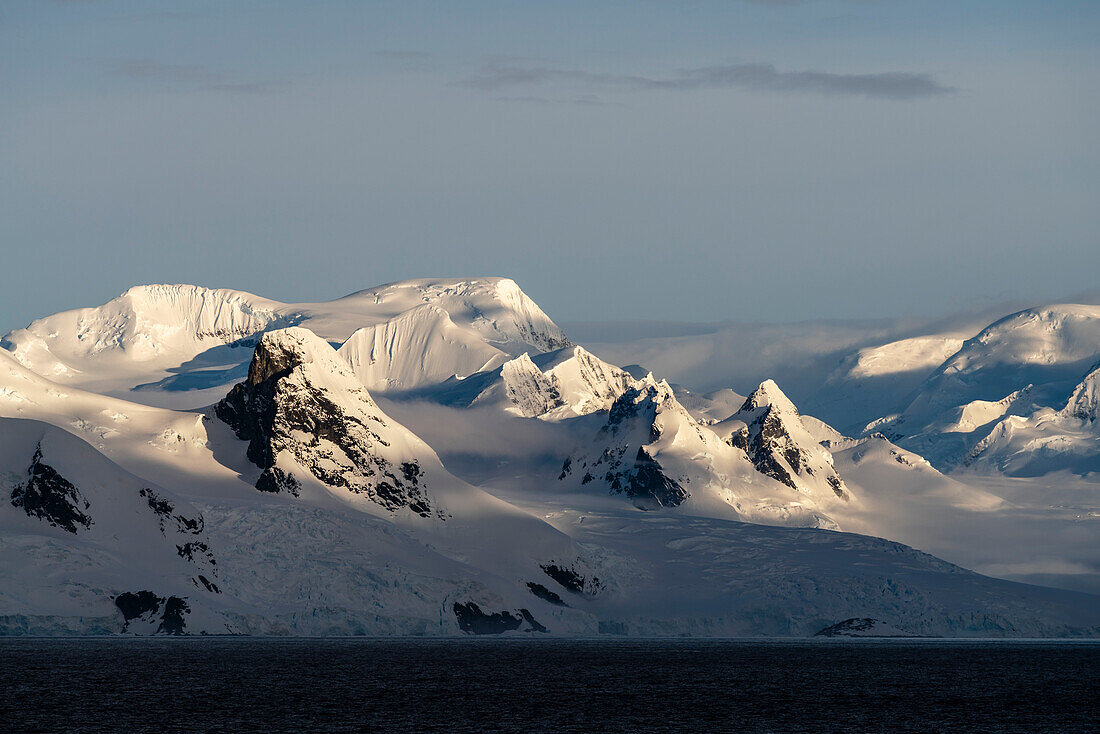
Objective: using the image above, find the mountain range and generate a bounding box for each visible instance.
[1,278,1097,636]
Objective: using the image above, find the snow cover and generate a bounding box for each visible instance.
[339,305,510,393]
[440,345,638,420]
[559,375,845,528]
[1,280,1098,636]
[1,278,570,407]
[867,306,1100,472]
[714,380,850,503]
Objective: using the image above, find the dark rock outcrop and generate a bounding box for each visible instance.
[10,445,93,534]
[559,382,689,509]
[452,602,547,634]
[727,382,849,500]
[525,582,567,607]
[540,562,602,596]
[114,591,191,635]
[139,488,219,592]
[814,618,918,638]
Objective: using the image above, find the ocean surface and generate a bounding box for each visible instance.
[1,639,1097,733]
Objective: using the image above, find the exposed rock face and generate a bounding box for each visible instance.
[10,445,93,534]
[525,582,567,607]
[500,353,565,417]
[539,562,603,596]
[216,328,436,517]
[814,618,917,638]
[1064,364,1100,422]
[560,380,689,509]
[724,381,849,501]
[114,591,191,635]
[139,488,220,593]
[452,602,547,634]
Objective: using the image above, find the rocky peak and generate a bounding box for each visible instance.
[247,328,312,385]
[738,379,800,416]
[500,353,565,417]
[1063,363,1100,422]
[216,327,438,518]
[559,375,693,510]
[725,380,849,501]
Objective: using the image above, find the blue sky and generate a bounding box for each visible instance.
[1,1,1098,330]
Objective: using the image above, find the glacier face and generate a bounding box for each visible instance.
[1,278,1099,636]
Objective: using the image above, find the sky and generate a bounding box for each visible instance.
[1,0,1098,332]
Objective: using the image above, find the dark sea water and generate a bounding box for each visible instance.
[1,639,1097,733]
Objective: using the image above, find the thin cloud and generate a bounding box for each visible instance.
[101,58,289,95]
[493,94,626,108]
[459,61,954,100]
[372,50,433,61]
[207,81,292,95]
[103,58,218,84]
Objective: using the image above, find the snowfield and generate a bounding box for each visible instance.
[1,279,1098,636]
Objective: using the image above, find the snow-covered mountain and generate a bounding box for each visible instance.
[423,345,635,420]
[2,279,1099,636]
[558,375,845,528]
[964,363,1100,476]
[865,305,1100,471]
[715,380,849,503]
[1,278,571,407]
[0,417,226,634]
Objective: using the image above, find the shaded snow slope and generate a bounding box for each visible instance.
[490,487,1100,637]
[0,418,227,634]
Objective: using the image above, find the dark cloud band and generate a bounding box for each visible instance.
[459,61,954,100]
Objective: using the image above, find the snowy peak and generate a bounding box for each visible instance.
[427,345,636,419]
[738,379,801,416]
[339,303,509,393]
[335,278,571,356]
[499,353,566,418]
[1064,363,1100,422]
[2,278,571,406]
[3,284,289,372]
[546,347,637,417]
[560,378,691,509]
[723,380,850,501]
[560,375,841,527]
[496,346,635,419]
[215,327,439,517]
[898,304,1100,426]
[953,305,1100,369]
[962,362,1100,477]
[866,304,1100,471]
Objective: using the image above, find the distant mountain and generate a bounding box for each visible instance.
[2,278,570,407]
[965,363,1100,476]
[559,375,845,528]
[715,380,849,502]
[865,305,1100,471]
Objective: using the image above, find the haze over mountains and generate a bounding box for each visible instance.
[1,278,1098,636]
